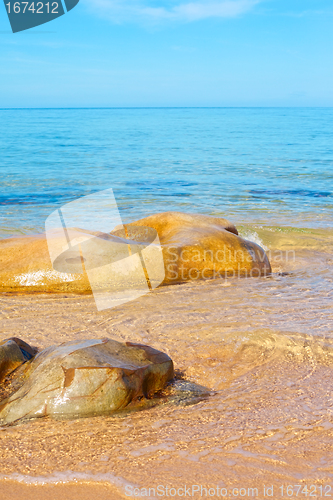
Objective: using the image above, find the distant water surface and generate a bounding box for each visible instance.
[0,107,332,237]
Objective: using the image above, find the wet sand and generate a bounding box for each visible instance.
[0,225,333,499]
[0,480,122,500]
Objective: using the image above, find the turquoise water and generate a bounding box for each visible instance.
[0,107,333,237]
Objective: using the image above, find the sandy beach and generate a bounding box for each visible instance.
[0,224,332,498]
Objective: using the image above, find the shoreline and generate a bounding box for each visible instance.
[1,221,332,295]
[0,223,332,499]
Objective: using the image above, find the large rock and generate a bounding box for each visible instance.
[0,211,271,292]
[126,212,271,283]
[0,231,91,293]
[0,338,174,425]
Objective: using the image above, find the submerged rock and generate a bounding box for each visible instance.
[0,338,174,425]
[161,379,212,407]
[0,211,271,292]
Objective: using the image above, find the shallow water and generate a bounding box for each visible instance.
[0,108,333,497]
[0,225,332,497]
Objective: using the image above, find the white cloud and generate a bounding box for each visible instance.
[86,0,260,24]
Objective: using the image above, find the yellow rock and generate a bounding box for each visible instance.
[126,212,271,284]
[0,212,271,293]
[0,232,91,293]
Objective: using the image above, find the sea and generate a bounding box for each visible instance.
[1,107,333,236]
[0,108,333,498]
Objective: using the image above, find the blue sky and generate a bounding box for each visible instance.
[0,0,332,107]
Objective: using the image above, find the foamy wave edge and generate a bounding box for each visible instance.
[238,229,268,251]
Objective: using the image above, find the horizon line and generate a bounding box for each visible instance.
[1,106,333,110]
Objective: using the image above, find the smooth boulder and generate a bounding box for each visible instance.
[126,212,271,283]
[0,231,91,293]
[0,211,271,292]
[0,338,174,425]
